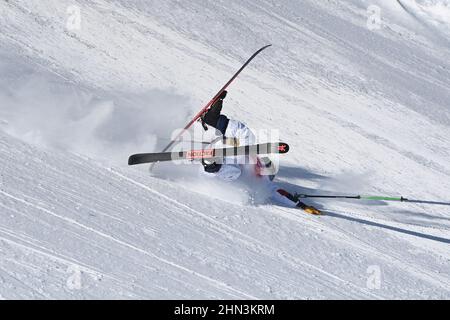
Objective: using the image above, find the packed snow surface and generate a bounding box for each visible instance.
[0,0,449,299]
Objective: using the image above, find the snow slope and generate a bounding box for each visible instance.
[0,0,449,299]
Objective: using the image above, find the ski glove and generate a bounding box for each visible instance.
[202,159,222,173]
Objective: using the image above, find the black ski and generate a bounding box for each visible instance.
[129,142,289,166]
[153,45,272,156]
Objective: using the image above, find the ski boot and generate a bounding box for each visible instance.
[256,156,276,180]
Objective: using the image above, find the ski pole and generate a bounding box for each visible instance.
[296,194,450,206]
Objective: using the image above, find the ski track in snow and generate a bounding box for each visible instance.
[0,189,256,299]
[0,0,449,299]
[111,169,384,299]
[278,207,450,288]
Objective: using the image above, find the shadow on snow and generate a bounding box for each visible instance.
[275,165,450,245]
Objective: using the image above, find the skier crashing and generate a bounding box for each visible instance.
[199,91,321,215]
[127,45,319,214]
[128,45,448,213]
